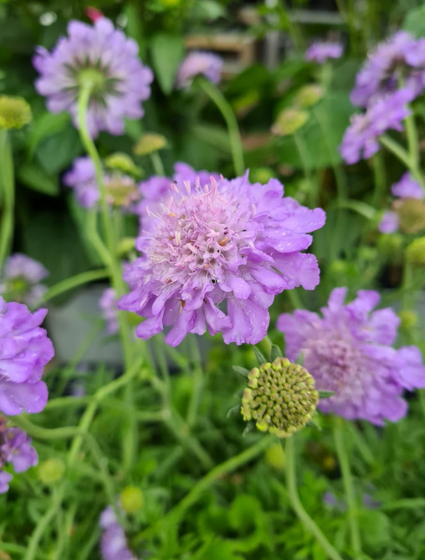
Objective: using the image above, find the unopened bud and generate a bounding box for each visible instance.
[250,167,275,184]
[134,133,167,156]
[105,175,139,207]
[271,108,308,137]
[0,96,32,130]
[104,153,141,177]
[295,84,324,108]
[406,237,425,266]
[38,458,65,484]
[120,486,144,514]
[398,310,418,330]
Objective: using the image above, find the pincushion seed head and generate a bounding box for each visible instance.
[0,96,32,130]
[241,357,318,438]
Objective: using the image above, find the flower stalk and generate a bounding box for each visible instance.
[0,130,14,270]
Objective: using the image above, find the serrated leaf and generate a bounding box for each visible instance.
[232,365,249,378]
[318,390,335,399]
[150,34,184,94]
[253,347,267,366]
[271,344,283,360]
[18,162,59,196]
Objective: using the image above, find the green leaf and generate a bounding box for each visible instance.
[359,510,390,550]
[27,112,70,157]
[150,34,184,94]
[403,5,425,38]
[271,344,282,360]
[36,127,82,174]
[318,390,335,399]
[18,162,59,196]
[253,347,267,366]
[232,365,249,378]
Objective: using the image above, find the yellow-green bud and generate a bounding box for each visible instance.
[250,167,275,184]
[241,357,318,438]
[378,233,403,254]
[406,237,425,266]
[104,153,141,177]
[134,133,167,156]
[295,84,324,108]
[120,486,144,514]
[399,310,418,330]
[395,199,425,234]
[265,443,285,470]
[0,96,32,130]
[38,458,65,484]
[271,108,308,137]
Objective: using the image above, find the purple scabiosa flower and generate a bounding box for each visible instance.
[305,41,343,64]
[340,88,414,164]
[378,211,399,234]
[100,506,137,560]
[0,254,48,308]
[351,32,425,108]
[391,172,423,199]
[277,287,425,425]
[0,297,54,416]
[99,288,119,335]
[119,173,325,347]
[0,418,38,494]
[33,18,153,138]
[176,51,223,89]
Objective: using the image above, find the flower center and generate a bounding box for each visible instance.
[78,68,106,94]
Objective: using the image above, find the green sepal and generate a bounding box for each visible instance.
[318,390,335,399]
[253,347,267,366]
[232,365,249,378]
[227,406,241,419]
[242,422,256,437]
[306,416,322,430]
[295,352,305,365]
[271,344,283,360]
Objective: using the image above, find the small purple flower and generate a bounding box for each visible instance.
[277,287,425,425]
[0,420,38,494]
[340,88,414,164]
[378,211,399,234]
[176,51,223,89]
[100,506,137,560]
[391,172,423,199]
[34,18,153,138]
[0,254,48,308]
[0,296,54,416]
[99,288,119,335]
[119,172,325,347]
[305,41,343,64]
[351,32,425,107]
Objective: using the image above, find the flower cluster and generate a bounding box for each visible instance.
[0,297,54,416]
[34,18,153,138]
[100,506,137,560]
[0,419,38,494]
[379,173,425,234]
[340,88,413,164]
[176,51,223,89]
[278,287,425,425]
[119,172,325,347]
[351,31,425,108]
[305,41,343,64]
[0,254,48,308]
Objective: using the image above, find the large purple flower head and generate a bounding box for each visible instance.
[305,41,343,64]
[64,157,139,209]
[378,172,425,233]
[33,18,153,138]
[0,254,48,308]
[176,51,223,89]
[0,297,54,416]
[0,419,38,494]
[100,506,137,560]
[277,288,425,425]
[119,173,325,347]
[340,88,414,164]
[351,31,425,108]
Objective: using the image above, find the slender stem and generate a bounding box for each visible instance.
[372,152,386,207]
[197,76,245,176]
[285,437,344,560]
[133,436,274,544]
[405,112,419,169]
[24,488,64,560]
[0,130,15,269]
[40,269,109,303]
[293,132,318,207]
[186,336,204,428]
[380,134,425,192]
[333,421,362,555]
[150,152,165,176]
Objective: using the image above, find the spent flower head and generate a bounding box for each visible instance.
[0,96,32,130]
[0,253,48,308]
[33,18,153,138]
[278,287,425,425]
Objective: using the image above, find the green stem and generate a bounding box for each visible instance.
[186,336,204,428]
[333,421,362,555]
[372,152,386,207]
[285,437,344,560]
[24,488,64,560]
[293,132,318,207]
[197,76,245,176]
[380,135,425,191]
[133,436,274,544]
[0,130,15,270]
[40,268,109,303]
[150,151,165,176]
[405,112,419,169]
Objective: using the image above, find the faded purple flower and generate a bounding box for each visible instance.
[100,506,137,560]
[119,172,325,347]
[391,172,423,199]
[0,297,54,416]
[176,51,223,89]
[99,288,118,335]
[34,18,153,138]
[0,254,48,308]
[0,419,38,494]
[278,287,425,425]
[305,41,343,64]
[340,88,414,164]
[378,211,399,234]
[351,32,425,108]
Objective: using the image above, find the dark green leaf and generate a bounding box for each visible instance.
[27,112,70,157]
[18,162,59,196]
[150,34,184,94]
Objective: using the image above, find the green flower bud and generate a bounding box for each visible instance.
[0,96,32,130]
[250,167,275,184]
[134,133,167,156]
[265,443,285,470]
[399,310,418,330]
[241,357,318,438]
[120,486,144,514]
[104,153,141,177]
[38,458,65,484]
[395,199,425,234]
[271,108,309,137]
[378,233,403,255]
[295,84,324,108]
[406,237,425,266]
